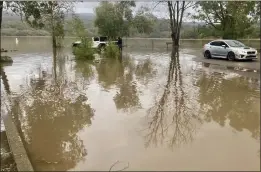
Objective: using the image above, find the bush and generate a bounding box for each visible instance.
[103,42,120,59]
[73,38,95,60]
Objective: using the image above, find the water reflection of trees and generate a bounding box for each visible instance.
[92,55,156,112]
[74,60,95,82]
[94,56,143,112]
[112,57,143,112]
[135,58,156,85]
[145,49,201,148]
[14,51,94,171]
[196,72,260,140]
[95,59,125,89]
[113,70,141,112]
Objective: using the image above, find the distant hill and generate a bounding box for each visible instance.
[73,13,95,22]
[2,12,95,22]
[2,11,258,38]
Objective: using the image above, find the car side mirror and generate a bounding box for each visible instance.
[222,45,227,48]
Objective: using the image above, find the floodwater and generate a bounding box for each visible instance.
[1,37,260,171]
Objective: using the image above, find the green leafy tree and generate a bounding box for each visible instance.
[6,1,73,47]
[67,13,88,39]
[193,1,257,39]
[94,2,134,39]
[94,2,155,39]
[132,6,156,35]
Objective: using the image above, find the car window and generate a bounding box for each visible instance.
[220,41,228,47]
[225,40,245,47]
[210,41,221,46]
[93,37,99,41]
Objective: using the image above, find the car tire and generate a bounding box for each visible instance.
[227,52,235,61]
[204,51,212,59]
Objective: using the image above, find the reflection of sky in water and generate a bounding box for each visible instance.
[2,53,53,93]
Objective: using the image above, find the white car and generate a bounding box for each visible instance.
[72,36,117,50]
[203,39,258,61]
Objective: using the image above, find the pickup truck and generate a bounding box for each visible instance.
[72,36,118,50]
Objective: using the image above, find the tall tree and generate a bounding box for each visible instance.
[94,2,155,39]
[166,1,194,46]
[6,1,73,48]
[132,6,156,35]
[0,1,3,51]
[94,2,135,39]
[67,13,88,40]
[193,1,257,39]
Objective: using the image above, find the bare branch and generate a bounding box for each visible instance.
[205,14,218,29]
[152,1,161,10]
[184,2,195,10]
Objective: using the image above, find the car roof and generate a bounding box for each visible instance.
[209,39,240,44]
[211,39,237,42]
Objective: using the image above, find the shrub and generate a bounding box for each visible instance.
[73,38,95,60]
[103,42,120,59]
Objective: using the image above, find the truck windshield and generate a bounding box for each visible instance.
[225,40,245,47]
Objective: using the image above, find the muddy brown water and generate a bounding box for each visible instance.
[1,37,260,171]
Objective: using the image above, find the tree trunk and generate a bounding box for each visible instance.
[53,47,57,81]
[0,1,3,51]
[50,2,57,49]
[52,35,56,48]
[168,1,185,48]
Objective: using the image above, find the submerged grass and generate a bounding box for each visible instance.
[73,38,95,60]
[103,42,120,59]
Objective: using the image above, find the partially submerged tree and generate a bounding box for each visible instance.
[166,1,195,46]
[193,1,257,39]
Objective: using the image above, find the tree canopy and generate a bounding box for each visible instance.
[5,1,73,47]
[193,1,258,39]
[94,1,155,39]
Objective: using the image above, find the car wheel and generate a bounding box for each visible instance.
[227,52,235,61]
[204,51,212,59]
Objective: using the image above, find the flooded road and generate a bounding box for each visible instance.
[1,37,260,171]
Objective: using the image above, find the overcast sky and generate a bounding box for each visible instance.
[74,2,194,21]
